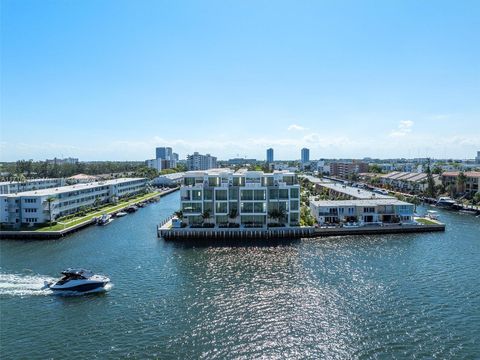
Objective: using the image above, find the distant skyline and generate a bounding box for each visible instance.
[1,0,479,161]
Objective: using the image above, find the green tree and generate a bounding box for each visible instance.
[425,159,436,198]
[369,164,382,173]
[456,172,467,194]
[228,208,238,223]
[202,209,211,224]
[174,210,184,220]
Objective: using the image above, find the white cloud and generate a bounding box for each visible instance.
[287,124,307,131]
[389,120,414,137]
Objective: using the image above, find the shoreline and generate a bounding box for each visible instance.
[0,187,179,240]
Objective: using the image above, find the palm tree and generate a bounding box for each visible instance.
[93,197,101,209]
[457,172,467,194]
[228,208,237,224]
[268,207,286,225]
[202,209,211,225]
[45,197,56,226]
[174,210,183,220]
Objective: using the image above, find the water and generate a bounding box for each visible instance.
[1,191,479,359]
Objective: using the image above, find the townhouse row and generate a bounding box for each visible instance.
[180,169,300,227]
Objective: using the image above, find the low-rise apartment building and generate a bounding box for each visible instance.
[303,176,394,200]
[310,199,414,225]
[380,172,441,193]
[152,172,184,187]
[0,178,66,195]
[329,161,368,178]
[0,178,147,226]
[441,171,480,194]
[180,169,300,227]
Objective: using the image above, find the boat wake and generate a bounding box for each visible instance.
[0,272,114,297]
[0,272,55,297]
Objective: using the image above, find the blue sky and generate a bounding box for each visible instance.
[1,0,479,161]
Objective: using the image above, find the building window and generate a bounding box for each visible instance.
[215,190,228,201]
[241,190,254,201]
[290,188,299,198]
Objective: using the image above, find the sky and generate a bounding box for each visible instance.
[1,0,479,161]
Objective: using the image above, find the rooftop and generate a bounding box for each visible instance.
[184,169,297,177]
[0,178,60,186]
[1,178,146,197]
[315,182,394,199]
[442,171,480,178]
[310,199,413,207]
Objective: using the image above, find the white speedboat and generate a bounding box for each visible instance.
[436,196,456,208]
[115,211,127,217]
[97,214,113,225]
[426,210,439,220]
[45,269,110,293]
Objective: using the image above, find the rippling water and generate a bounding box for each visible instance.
[1,191,479,359]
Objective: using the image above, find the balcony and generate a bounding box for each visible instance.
[245,182,262,188]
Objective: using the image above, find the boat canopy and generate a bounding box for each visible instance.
[61,268,93,278]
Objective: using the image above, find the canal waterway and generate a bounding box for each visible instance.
[1,191,479,359]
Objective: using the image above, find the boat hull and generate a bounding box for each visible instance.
[50,282,108,292]
[48,276,110,292]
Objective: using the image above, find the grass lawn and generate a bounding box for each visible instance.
[35,191,164,232]
[415,218,439,225]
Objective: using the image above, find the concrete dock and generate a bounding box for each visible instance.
[157,220,445,241]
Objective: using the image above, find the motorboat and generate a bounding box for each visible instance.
[115,211,127,217]
[426,210,439,220]
[436,196,456,208]
[125,206,138,213]
[97,214,113,225]
[45,268,110,293]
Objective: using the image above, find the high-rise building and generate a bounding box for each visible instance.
[301,148,310,163]
[186,152,217,171]
[156,147,173,160]
[150,147,176,170]
[266,148,274,163]
[476,151,480,164]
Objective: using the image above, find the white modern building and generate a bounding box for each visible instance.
[180,169,300,227]
[0,178,66,195]
[269,162,299,172]
[186,152,217,171]
[310,199,414,225]
[303,175,394,200]
[0,178,147,226]
[152,172,184,187]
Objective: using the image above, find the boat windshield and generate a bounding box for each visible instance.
[56,273,87,285]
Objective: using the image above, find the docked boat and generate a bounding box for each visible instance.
[115,211,127,217]
[97,214,113,225]
[45,268,110,293]
[426,210,439,220]
[125,205,138,213]
[436,196,456,208]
